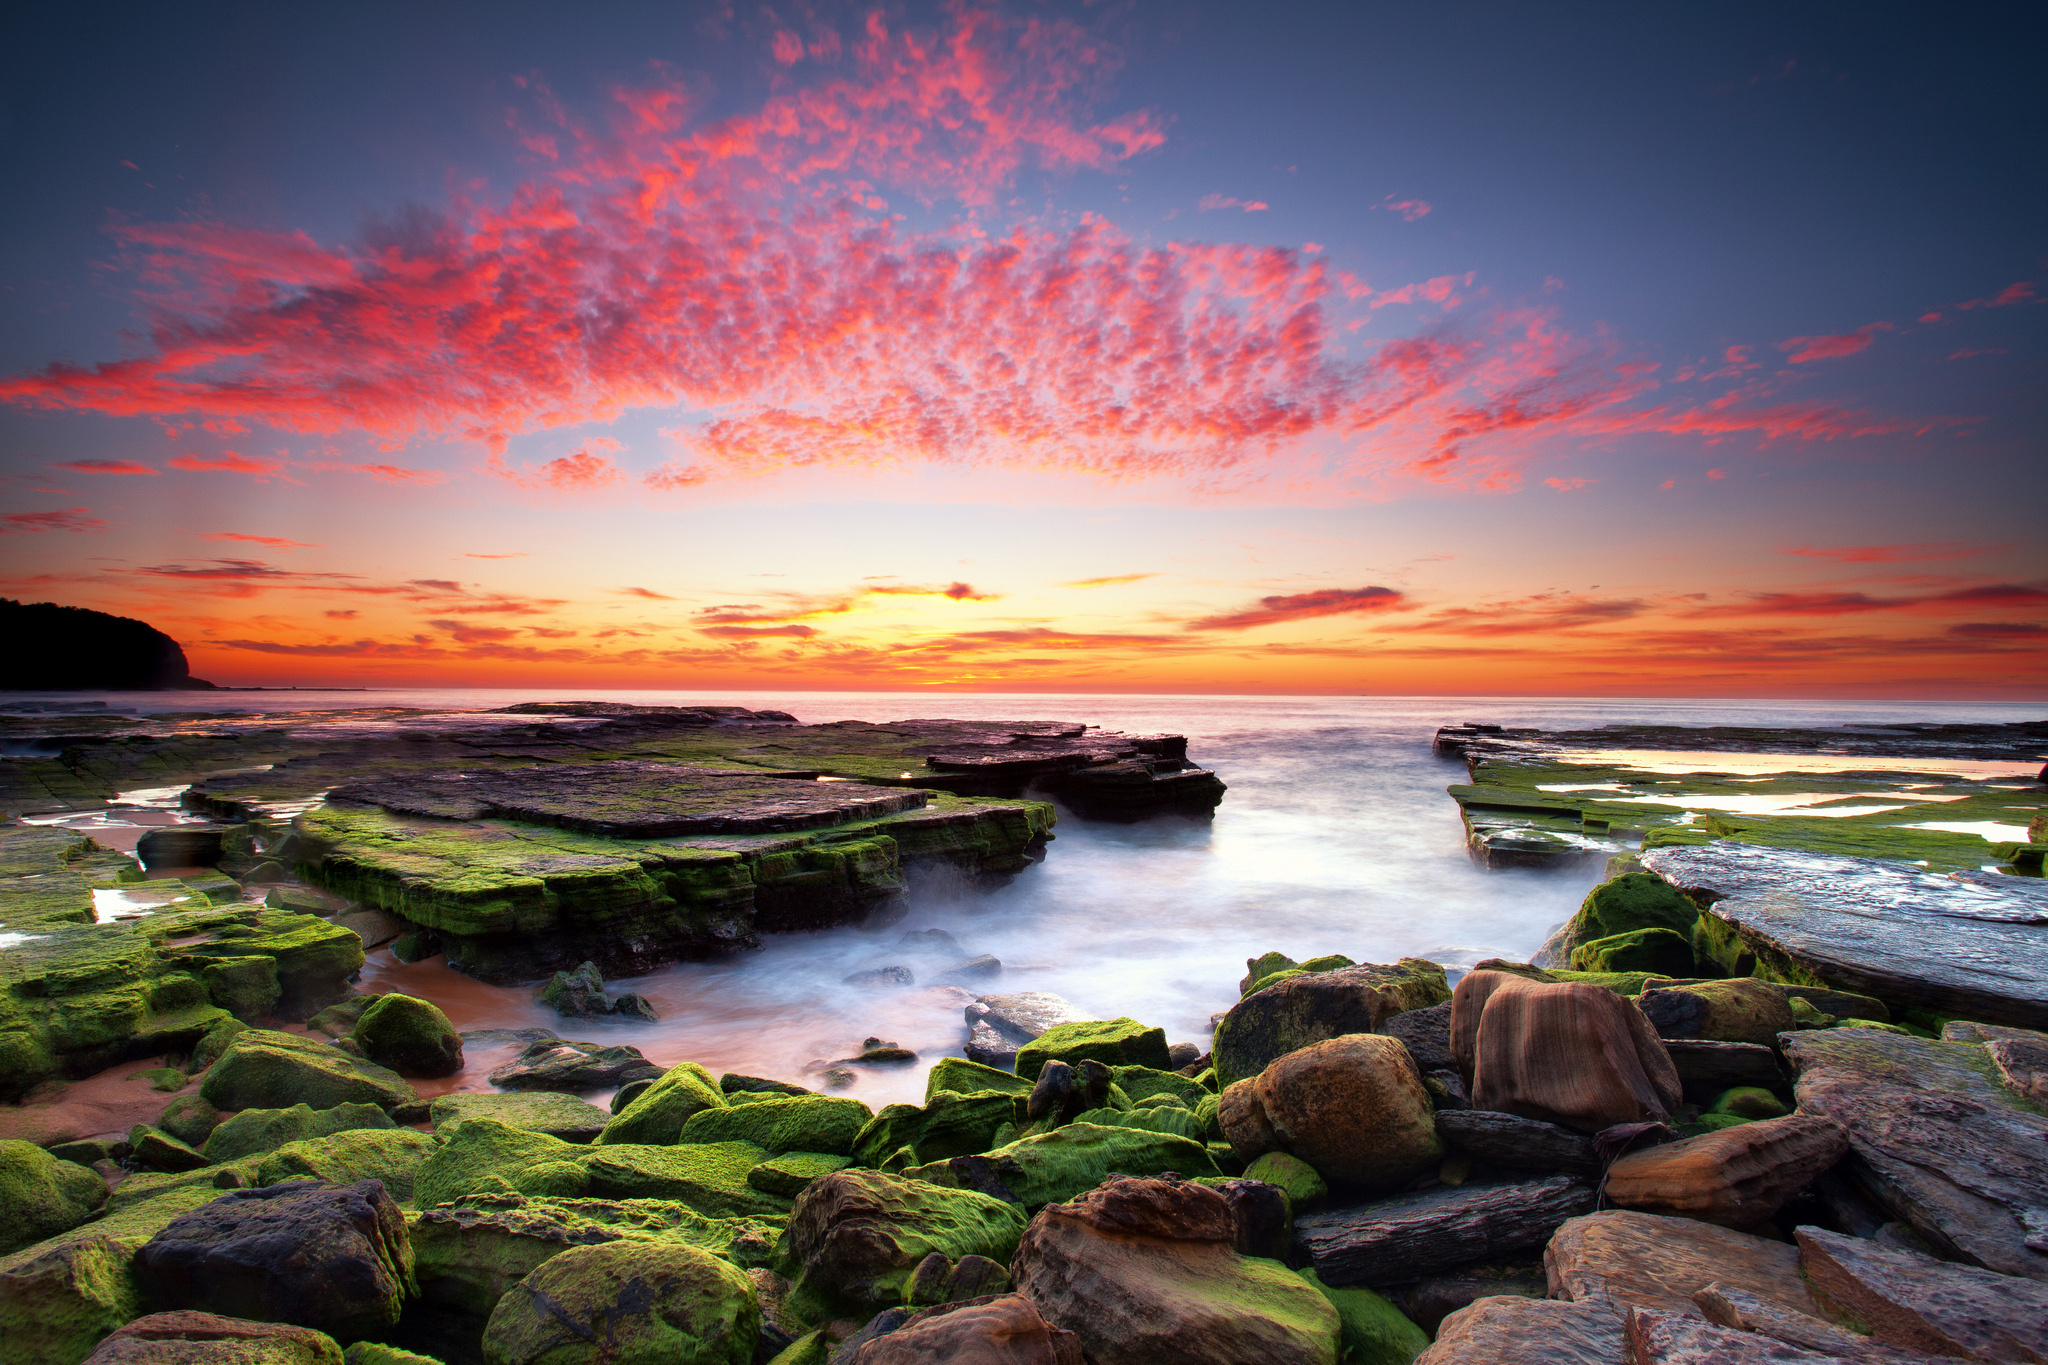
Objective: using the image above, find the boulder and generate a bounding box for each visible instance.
[1213,960,1451,1086]
[1294,1176,1597,1286]
[1010,1176,1341,1365]
[1707,1086,1790,1121]
[1413,1295,1624,1365]
[721,1072,812,1098]
[901,1250,1010,1306]
[1242,1152,1329,1210]
[0,1140,108,1256]
[778,1169,1028,1314]
[747,1152,850,1197]
[1637,979,1796,1046]
[198,1030,417,1115]
[1201,1178,1292,1260]
[409,1192,783,1334]
[1451,971,1682,1131]
[679,1094,874,1156]
[1783,1027,2048,1279]
[906,1123,1220,1211]
[577,1142,790,1217]
[852,1091,1019,1170]
[128,1126,211,1174]
[1603,1113,1846,1228]
[135,1180,415,1342]
[539,961,612,1018]
[1377,1001,1453,1071]
[1572,872,1701,948]
[1111,1064,1210,1109]
[964,993,1089,1051]
[1795,1224,2048,1361]
[1216,1035,1441,1192]
[202,1103,397,1164]
[344,1345,442,1365]
[1015,1018,1171,1080]
[253,1129,443,1205]
[1026,1059,1114,1127]
[485,1039,665,1092]
[1433,1109,1601,1176]
[351,994,462,1079]
[480,1240,759,1364]
[413,1119,589,1208]
[842,1294,1083,1364]
[1545,1210,1820,1318]
[428,1092,611,1143]
[80,1310,342,1364]
[597,1061,726,1146]
[1572,928,1697,977]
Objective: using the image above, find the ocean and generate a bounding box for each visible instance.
[13,689,2042,1106]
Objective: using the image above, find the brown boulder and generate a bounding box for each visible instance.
[81,1310,341,1363]
[1217,1034,1441,1191]
[1636,979,1796,1046]
[1603,1113,1848,1228]
[1452,971,1683,1131]
[849,1295,1085,1364]
[1693,1283,1940,1362]
[1546,1210,1821,1318]
[1796,1224,2048,1362]
[1414,1295,1626,1365]
[1011,1177,1341,1365]
[1212,960,1450,1086]
[1624,1307,1847,1364]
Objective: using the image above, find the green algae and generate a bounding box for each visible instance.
[254,1128,443,1204]
[1014,1017,1171,1080]
[202,1101,397,1163]
[599,1061,726,1146]
[923,1057,1034,1103]
[676,1094,873,1156]
[906,1121,1220,1210]
[850,1090,1020,1169]
[0,1141,106,1257]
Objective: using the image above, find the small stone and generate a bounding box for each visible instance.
[845,966,916,988]
[1168,1042,1202,1069]
[539,960,612,1019]
[937,954,1003,985]
[853,1040,918,1064]
[127,1126,211,1174]
[609,992,660,1023]
[486,1039,664,1092]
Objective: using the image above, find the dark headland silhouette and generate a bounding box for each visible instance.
[1,599,215,690]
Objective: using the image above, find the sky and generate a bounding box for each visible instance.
[0,1,2042,697]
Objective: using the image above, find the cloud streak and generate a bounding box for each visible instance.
[1186,586,1405,631]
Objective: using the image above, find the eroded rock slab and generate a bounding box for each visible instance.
[1433,1109,1602,1176]
[1642,843,2048,1028]
[1414,1295,1625,1365]
[1546,1211,1821,1318]
[1294,1176,1597,1285]
[1796,1224,2048,1361]
[1782,1028,2048,1281]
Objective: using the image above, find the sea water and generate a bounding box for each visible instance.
[8,690,2039,1106]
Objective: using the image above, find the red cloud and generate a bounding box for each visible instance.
[1390,594,1647,637]
[2,507,108,534]
[52,459,159,475]
[1781,542,1999,563]
[700,624,819,639]
[1198,194,1269,212]
[1062,573,1156,588]
[1953,281,2036,310]
[1776,322,1892,364]
[1375,197,1432,221]
[0,12,1929,496]
[616,587,675,600]
[1186,586,1405,631]
[304,461,447,485]
[167,450,286,478]
[1683,583,2048,618]
[1543,476,1593,491]
[200,532,319,549]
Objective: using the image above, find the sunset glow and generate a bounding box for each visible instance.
[2,4,2041,697]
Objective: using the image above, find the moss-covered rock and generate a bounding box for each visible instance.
[1297,1266,1428,1365]
[1570,927,1696,977]
[746,1153,851,1198]
[127,1125,211,1173]
[907,1122,1220,1211]
[202,1101,398,1163]
[676,1095,873,1157]
[352,993,463,1079]
[343,1344,443,1365]
[199,1028,418,1113]
[850,1091,1020,1170]
[0,1141,106,1256]
[1072,1104,1207,1141]
[410,1192,783,1335]
[1212,960,1451,1087]
[580,1142,790,1218]
[597,1061,725,1146]
[1636,977,1795,1046]
[1014,1018,1171,1080]
[1561,872,1701,964]
[923,1057,1033,1102]
[1111,1065,1209,1109]
[479,1239,760,1365]
[779,1169,1029,1315]
[255,1128,443,1204]
[1244,1152,1328,1210]
[414,1120,588,1210]
[1706,1086,1789,1120]
[156,1093,226,1148]
[0,1182,224,1365]
[428,1092,611,1143]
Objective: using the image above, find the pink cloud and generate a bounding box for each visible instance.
[1781,542,2001,564]
[772,30,804,65]
[52,459,159,475]
[200,532,319,549]
[1776,322,1892,364]
[1543,476,1594,491]
[1186,586,1405,631]
[1375,197,1432,221]
[1,507,109,534]
[1198,194,1269,212]
[1952,281,2036,310]
[166,450,288,478]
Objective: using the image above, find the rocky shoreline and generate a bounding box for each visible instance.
[0,706,2042,1363]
